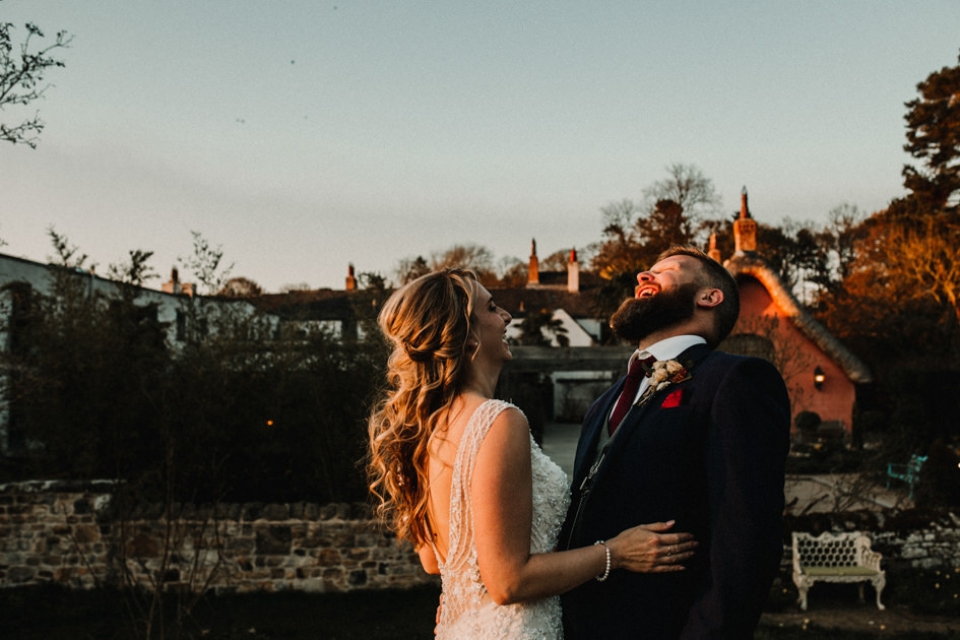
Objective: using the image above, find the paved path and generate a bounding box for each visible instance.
[540,421,580,480]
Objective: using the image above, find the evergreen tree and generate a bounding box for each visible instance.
[901,50,960,217]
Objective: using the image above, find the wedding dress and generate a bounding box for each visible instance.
[434,399,571,639]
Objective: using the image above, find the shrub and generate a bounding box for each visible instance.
[1,268,385,504]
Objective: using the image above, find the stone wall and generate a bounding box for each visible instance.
[2,480,957,595]
[0,480,438,593]
[783,509,960,570]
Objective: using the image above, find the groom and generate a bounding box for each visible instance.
[559,245,791,639]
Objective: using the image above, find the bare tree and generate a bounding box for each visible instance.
[1,8,72,147]
[821,203,866,287]
[427,243,498,284]
[592,200,644,280]
[539,249,573,273]
[395,255,430,285]
[496,256,526,287]
[641,163,722,222]
[599,198,641,234]
[430,243,496,273]
[593,164,722,283]
[177,231,234,295]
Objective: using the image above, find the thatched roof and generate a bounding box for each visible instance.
[725,251,873,384]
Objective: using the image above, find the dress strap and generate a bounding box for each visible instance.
[445,399,513,571]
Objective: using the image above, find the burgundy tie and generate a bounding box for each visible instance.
[608,355,655,435]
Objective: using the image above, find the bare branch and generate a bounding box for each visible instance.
[0,16,72,147]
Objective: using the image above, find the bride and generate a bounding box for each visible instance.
[368,269,696,638]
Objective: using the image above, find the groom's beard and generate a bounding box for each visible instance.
[609,282,700,343]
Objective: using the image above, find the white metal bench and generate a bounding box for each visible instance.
[791,531,886,611]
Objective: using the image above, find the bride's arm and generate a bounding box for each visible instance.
[473,407,695,605]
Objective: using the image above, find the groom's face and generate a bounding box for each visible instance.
[609,255,702,343]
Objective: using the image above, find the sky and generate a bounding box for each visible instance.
[2,1,959,293]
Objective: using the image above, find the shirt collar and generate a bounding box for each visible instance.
[633,334,706,364]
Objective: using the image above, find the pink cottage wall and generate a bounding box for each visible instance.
[732,278,856,434]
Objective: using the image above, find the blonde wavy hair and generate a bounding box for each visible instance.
[367,269,479,547]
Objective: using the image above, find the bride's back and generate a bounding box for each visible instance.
[426,396,570,639]
[425,392,487,564]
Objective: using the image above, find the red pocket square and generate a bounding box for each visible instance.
[660,388,684,408]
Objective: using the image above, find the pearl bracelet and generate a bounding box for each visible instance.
[594,540,611,582]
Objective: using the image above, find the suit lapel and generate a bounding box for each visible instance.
[572,344,713,487]
[589,343,714,477]
[678,342,712,369]
[571,382,620,486]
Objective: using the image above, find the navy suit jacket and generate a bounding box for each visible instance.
[559,345,790,639]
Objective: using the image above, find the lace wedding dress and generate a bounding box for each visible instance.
[434,399,571,639]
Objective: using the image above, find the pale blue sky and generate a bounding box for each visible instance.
[2,1,958,291]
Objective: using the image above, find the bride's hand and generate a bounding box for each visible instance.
[605,520,697,573]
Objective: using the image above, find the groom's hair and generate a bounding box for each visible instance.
[656,245,740,345]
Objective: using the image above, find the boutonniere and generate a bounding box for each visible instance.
[634,357,694,410]
[646,359,691,393]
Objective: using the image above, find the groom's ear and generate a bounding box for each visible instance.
[695,288,723,309]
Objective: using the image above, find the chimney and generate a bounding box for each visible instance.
[345,263,357,291]
[567,247,580,293]
[527,238,540,286]
[734,186,757,254]
[162,267,194,297]
[161,267,180,294]
[707,233,722,263]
